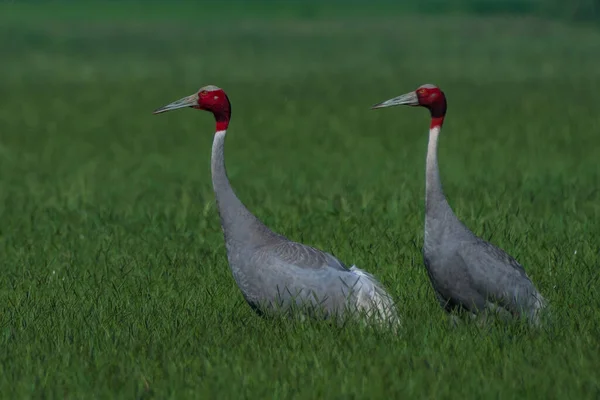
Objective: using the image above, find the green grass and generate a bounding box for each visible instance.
[1,2,600,398]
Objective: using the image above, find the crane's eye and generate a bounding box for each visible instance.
[418,89,427,95]
[199,90,208,96]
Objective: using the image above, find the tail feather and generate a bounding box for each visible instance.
[349,265,399,327]
[528,291,548,326]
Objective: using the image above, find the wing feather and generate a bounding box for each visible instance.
[266,240,349,272]
[456,238,536,307]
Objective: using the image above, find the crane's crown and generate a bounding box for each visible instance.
[198,85,222,93]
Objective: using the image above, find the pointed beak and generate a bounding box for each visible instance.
[371,91,419,109]
[153,93,198,115]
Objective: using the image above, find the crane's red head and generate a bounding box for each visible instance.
[153,85,231,131]
[371,84,447,129]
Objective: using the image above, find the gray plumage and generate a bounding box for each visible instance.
[212,130,398,325]
[423,113,546,325]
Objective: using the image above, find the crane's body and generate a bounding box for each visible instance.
[154,86,398,325]
[372,84,546,324]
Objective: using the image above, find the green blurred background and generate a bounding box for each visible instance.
[3,0,600,23]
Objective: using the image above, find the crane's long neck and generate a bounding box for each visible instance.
[211,130,267,245]
[425,117,455,230]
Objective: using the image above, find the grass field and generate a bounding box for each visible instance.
[1,1,599,398]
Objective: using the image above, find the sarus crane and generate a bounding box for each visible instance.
[153,85,399,326]
[371,84,546,325]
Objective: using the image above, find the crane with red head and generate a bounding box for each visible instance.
[372,84,547,325]
[153,85,399,326]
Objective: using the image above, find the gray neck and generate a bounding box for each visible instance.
[425,126,458,237]
[211,130,270,245]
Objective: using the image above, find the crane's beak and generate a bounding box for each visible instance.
[153,93,198,115]
[371,91,419,109]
